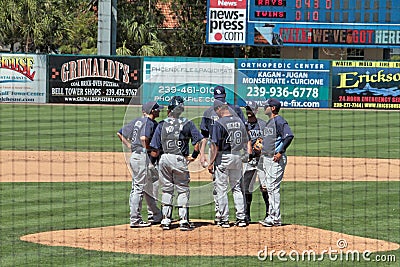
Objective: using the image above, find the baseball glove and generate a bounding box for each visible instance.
[253,137,263,152]
[186,155,196,164]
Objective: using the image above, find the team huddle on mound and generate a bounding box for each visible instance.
[117,86,294,231]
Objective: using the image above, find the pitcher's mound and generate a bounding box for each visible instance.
[21,220,399,256]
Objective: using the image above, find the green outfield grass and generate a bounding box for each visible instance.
[0,181,398,266]
[0,104,399,266]
[0,104,399,159]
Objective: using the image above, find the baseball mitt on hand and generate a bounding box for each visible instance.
[253,137,263,152]
[186,156,196,164]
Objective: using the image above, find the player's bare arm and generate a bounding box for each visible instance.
[117,132,131,150]
[207,142,218,174]
[198,138,209,167]
[247,140,252,155]
[140,136,150,150]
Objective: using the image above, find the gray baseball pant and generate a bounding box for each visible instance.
[129,152,162,224]
[214,154,246,221]
[146,164,160,220]
[158,154,190,224]
[257,154,287,223]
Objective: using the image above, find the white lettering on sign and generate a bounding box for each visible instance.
[218,0,237,7]
[207,0,247,44]
[375,30,400,44]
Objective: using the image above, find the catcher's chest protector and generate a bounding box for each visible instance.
[161,117,187,154]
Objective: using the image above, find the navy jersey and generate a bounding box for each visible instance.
[261,116,294,155]
[119,117,158,152]
[245,118,268,146]
[150,117,203,157]
[211,115,249,153]
[200,103,245,138]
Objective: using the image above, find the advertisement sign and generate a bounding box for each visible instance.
[143,57,235,106]
[206,0,247,44]
[332,61,400,109]
[206,0,400,47]
[48,55,141,104]
[237,58,330,108]
[0,54,46,103]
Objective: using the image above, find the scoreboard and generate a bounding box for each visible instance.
[250,0,399,24]
[206,0,400,48]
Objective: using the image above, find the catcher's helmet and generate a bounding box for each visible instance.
[168,96,185,113]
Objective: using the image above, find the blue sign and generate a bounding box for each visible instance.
[236,58,331,108]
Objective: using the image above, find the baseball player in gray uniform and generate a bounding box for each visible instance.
[258,98,294,227]
[117,101,164,227]
[208,100,251,228]
[242,100,269,223]
[200,85,245,224]
[150,96,206,231]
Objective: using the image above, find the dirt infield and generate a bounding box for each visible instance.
[2,150,398,256]
[21,222,399,257]
[1,150,399,182]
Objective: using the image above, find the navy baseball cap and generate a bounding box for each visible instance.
[168,96,185,111]
[142,101,164,114]
[265,98,281,109]
[245,100,258,112]
[213,86,226,100]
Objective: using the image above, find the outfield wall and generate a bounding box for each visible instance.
[1,53,400,109]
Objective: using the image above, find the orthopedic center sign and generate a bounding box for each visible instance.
[206,0,247,44]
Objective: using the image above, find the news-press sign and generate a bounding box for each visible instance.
[236,58,330,108]
[332,61,400,109]
[48,56,141,105]
[142,57,235,106]
[206,0,247,44]
[0,54,46,103]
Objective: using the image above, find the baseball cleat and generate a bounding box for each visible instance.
[179,222,195,231]
[235,219,248,227]
[161,223,171,230]
[130,220,151,228]
[218,221,230,228]
[149,215,162,225]
[259,218,281,227]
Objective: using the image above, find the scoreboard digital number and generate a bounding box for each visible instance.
[250,0,400,24]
